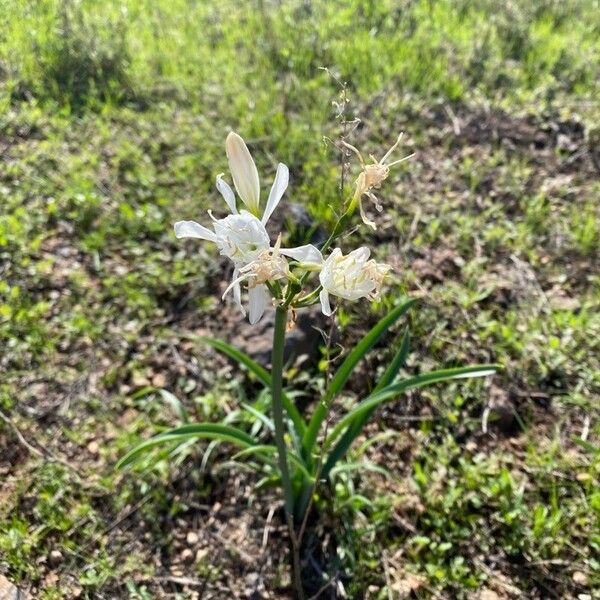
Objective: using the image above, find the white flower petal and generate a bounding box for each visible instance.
[327,247,343,261]
[348,247,371,261]
[226,132,260,214]
[174,220,217,242]
[319,289,333,316]
[248,284,269,324]
[281,244,323,265]
[261,162,288,225]
[212,211,270,265]
[231,268,246,316]
[216,174,237,214]
[222,269,250,301]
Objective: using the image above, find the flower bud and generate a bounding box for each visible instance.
[226,132,261,215]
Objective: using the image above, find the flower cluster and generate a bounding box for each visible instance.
[174,132,398,323]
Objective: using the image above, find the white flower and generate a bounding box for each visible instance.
[175,131,288,247]
[211,211,270,265]
[318,247,392,316]
[174,132,289,322]
[221,237,288,324]
[175,210,271,322]
[238,235,290,286]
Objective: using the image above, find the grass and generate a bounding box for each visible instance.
[0,0,599,597]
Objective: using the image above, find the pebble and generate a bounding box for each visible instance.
[132,373,150,387]
[152,372,167,388]
[87,440,99,455]
[573,570,588,585]
[0,575,27,600]
[186,531,199,545]
[181,548,194,563]
[479,590,500,600]
[195,548,209,562]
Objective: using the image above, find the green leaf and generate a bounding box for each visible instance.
[329,461,391,479]
[157,389,189,423]
[116,423,258,469]
[240,402,275,431]
[355,430,402,457]
[341,493,375,511]
[374,328,411,392]
[322,328,412,477]
[233,445,313,480]
[193,336,306,438]
[324,365,498,453]
[303,298,416,457]
[574,437,599,455]
[129,386,188,422]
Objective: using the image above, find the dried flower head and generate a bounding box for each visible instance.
[238,235,290,287]
[343,132,413,229]
[221,236,316,324]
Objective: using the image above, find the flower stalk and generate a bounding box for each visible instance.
[271,305,304,599]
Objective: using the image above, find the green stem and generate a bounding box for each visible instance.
[271,306,304,599]
[293,285,322,308]
[272,307,295,518]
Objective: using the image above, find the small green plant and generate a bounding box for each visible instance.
[118,131,497,598]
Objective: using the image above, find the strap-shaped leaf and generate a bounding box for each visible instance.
[241,402,275,431]
[322,329,411,477]
[233,445,313,480]
[196,336,306,438]
[116,423,258,469]
[303,299,417,456]
[374,328,411,393]
[130,387,189,423]
[329,461,391,479]
[324,365,498,454]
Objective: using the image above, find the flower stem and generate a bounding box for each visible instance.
[272,306,304,599]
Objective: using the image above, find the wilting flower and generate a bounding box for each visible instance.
[221,236,288,324]
[223,235,290,325]
[240,235,291,286]
[220,238,323,323]
[343,133,413,229]
[318,247,392,316]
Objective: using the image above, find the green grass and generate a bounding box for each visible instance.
[0,0,599,597]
